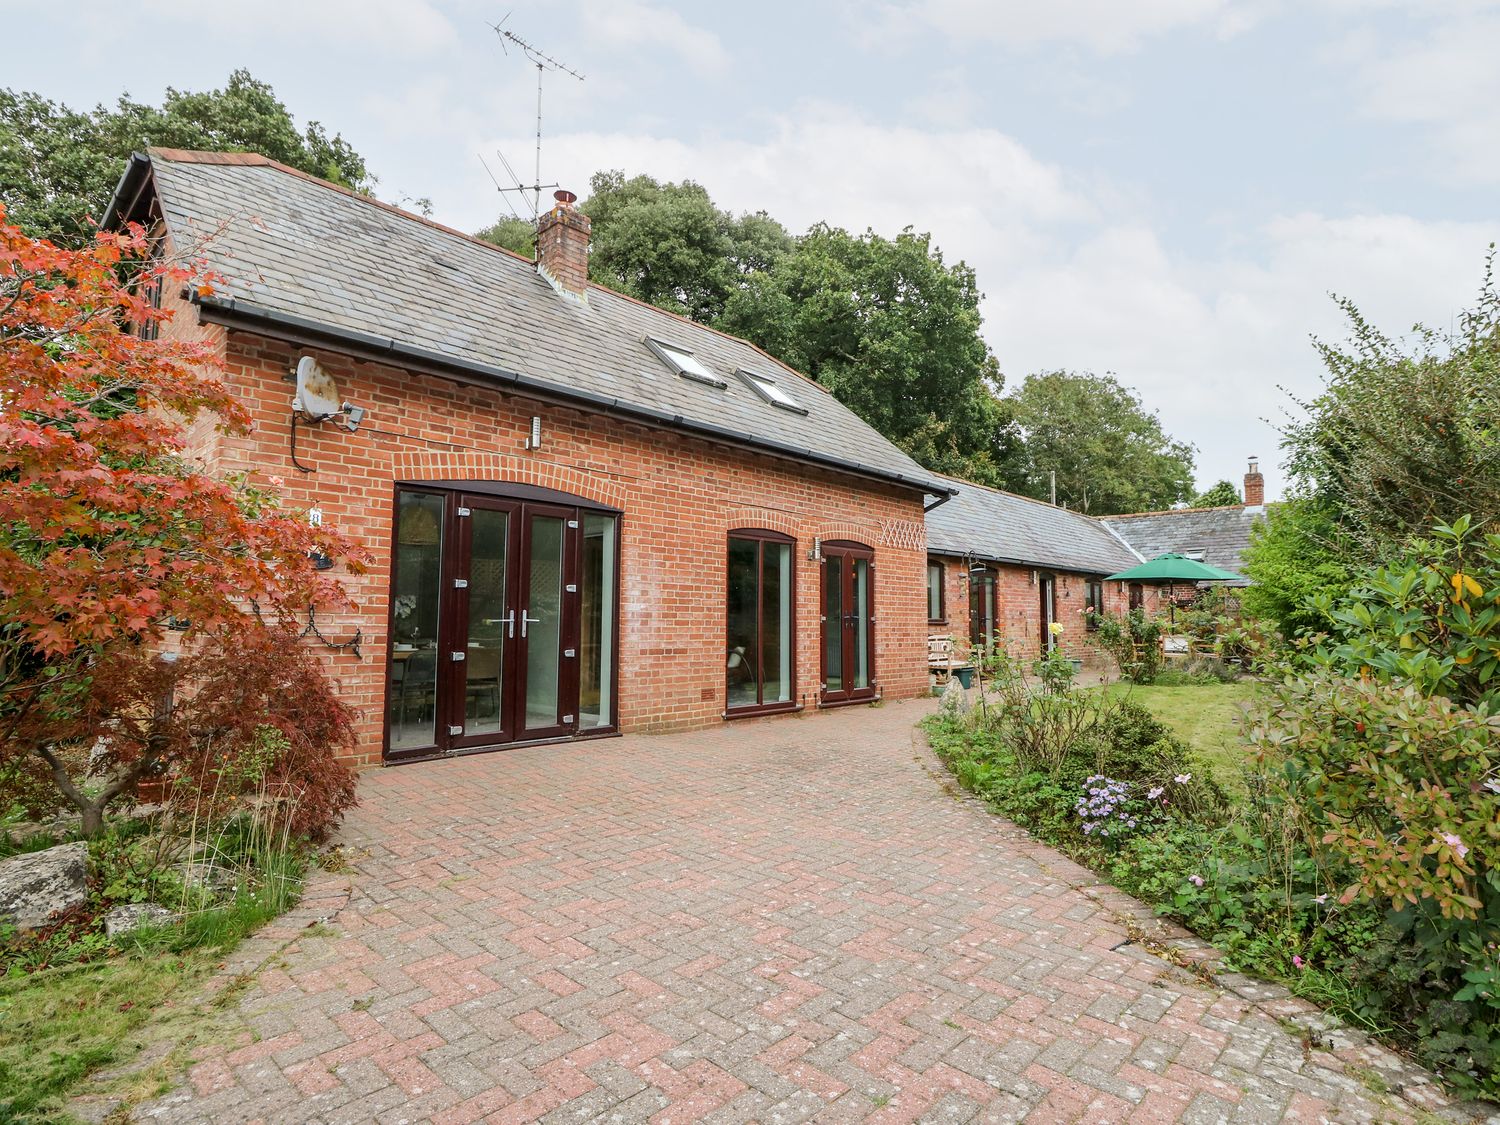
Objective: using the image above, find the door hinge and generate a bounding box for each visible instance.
[565,583,577,593]
[448,725,463,736]
[456,506,471,517]
[450,651,466,662]
[562,714,574,724]
[567,519,579,529]
[454,578,468,589]
[564,648,576,657]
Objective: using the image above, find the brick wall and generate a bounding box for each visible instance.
[196,327,930,766]
[926,553,1173,672]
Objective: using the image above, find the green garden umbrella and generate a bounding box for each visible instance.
[1105,553,1246,583]
[1105,553,1246,626]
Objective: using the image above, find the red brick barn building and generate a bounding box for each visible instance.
[107,149,952,767]
[922,475,1167,670]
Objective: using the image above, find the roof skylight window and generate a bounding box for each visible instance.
[645,338,726,388]
[736,369,808,415]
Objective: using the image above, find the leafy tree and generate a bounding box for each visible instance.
[719,223,1019,486]
[0,70,371,245]
[1192,479,1241,507]
[1007,371,1195,514]
[1282,256,1500,559]
[475,215,535,258]
[0,209,362,833]
[1241,496,1353,637]
[583,170,793,322]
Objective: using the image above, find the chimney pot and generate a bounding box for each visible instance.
[535,188,589,304]
[1244,455,1265,507]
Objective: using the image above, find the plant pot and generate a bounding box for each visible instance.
[954,667,975,689]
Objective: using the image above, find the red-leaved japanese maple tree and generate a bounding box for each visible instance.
[0,208,363,835]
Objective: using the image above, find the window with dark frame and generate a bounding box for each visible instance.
[735,368,808,414]
[137,273,163,341]
[645,337,728,388]
[968,565,996,649]
[1084,578,1105,631]
[927,559,945,622]
[726,529,795,713]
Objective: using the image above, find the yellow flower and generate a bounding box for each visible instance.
[1048,621,1064,636]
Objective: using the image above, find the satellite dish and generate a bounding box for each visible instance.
[293,356,341,423]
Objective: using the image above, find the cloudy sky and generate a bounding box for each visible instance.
[14,1,1500,499]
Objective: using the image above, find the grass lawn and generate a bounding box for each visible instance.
[0,853,307,1121]
[1102,680,1264,786]
[0,952,223,1121]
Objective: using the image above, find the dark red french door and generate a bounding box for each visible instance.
[821,541,876,703]
[1040,573,1058,655]
[446,498,576,751]
[387,493,577,759]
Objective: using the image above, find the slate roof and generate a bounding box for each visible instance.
[1100,506,1266,586]
[925,475,1143,575]
[113,150,949,497]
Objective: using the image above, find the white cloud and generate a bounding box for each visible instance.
[137,0,459,53]
[452,107,1495,498]
[1330,6,1500,183]
[578,1,728,77]
[993,211,1494,494]
[857,0,1254,54]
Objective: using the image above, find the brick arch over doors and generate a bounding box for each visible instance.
[811,520,882,546]
[718,508,803,540]
[389,450,629,511]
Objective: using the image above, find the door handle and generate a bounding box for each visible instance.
[501,610,515,638]
[521,612,542,638]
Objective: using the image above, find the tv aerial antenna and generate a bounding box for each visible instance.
[489,13,585,218]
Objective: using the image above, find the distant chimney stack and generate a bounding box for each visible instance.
[1244,456,1264,507]
[536,189,589,304]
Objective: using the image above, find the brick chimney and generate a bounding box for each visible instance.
[1244,456,1265,508]
[535,189,590,304]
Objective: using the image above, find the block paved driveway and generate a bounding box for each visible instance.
[143,700,1415,1123]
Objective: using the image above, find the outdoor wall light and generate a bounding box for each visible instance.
[525,416,543,450]
[809,536,822,561]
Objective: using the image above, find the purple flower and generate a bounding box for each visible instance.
[1147,786,1164,800]
[1174,773,1192,785]
[1188,874,1204,887]
[1292,955,1304,969]
[1313,894,1328,905]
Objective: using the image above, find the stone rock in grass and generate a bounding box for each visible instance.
[940,676,969,715]
[0,841,88,933]
[103,902,178,938]
[175,861,238,896]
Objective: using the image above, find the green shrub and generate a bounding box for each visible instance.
[1245,517,1500,1092]
[1089,609,1164,683]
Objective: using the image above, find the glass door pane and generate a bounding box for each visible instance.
[1041,576,1057,654]
[579,514,617,730]
[389,492,445,752]
[726,537,760,709]
[463,508,509,739]
[970,571,995,650]
[823,555,844,692]
[761,542,792,705]
[523,514,564,731]
[852,557,871,690]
